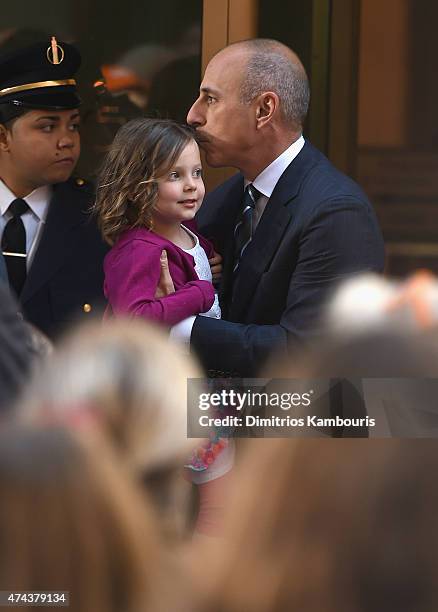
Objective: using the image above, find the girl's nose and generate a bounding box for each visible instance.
[184,177,197,190]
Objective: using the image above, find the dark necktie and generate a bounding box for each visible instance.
[233,183,261,275]
[1,198,29,296]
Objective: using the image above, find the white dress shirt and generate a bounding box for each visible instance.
[182,225,221,319]
[169,136,306,352]
[0,180,52,270]
[249,135,305,229]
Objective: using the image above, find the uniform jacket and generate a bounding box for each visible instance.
[103,225,215,326]
[20,178,108,339]
[191,141,385,376]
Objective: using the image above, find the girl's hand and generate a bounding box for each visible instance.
[155,250,175,297]
[209,251,223,282]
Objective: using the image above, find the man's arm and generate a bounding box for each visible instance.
[191,196,385,376]
[191,316,287,376]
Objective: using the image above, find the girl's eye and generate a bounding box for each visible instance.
[193,168,203,178]
[168,172,179,180]
[41,125,54,132]
[69,123,80,131]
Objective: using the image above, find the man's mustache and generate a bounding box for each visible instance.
[193,130,210,144]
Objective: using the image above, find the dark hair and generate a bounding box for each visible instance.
[0,105,29,127]
[93,118,196,245]
[22,318,201,539]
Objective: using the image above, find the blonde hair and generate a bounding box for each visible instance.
[325,271,438,336]
[23,318,199,470]
[93,118,196,245]
[21,318,203,539]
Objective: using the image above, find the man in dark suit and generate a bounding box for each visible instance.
[170,38,384,376]
[0,253,6,285]
[0,37,108,339]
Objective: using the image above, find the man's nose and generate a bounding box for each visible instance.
[187,98,203,127]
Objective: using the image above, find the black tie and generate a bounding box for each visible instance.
[2,198,29,297]
[233,183,261,275]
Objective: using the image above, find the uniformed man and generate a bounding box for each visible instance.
[0,37,108,338]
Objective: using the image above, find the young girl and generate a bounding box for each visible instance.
[94,118,233,536]
[94,118,220,325]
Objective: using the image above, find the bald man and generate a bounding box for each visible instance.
[172,39,384,376]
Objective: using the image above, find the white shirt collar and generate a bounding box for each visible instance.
[0,179,52,221]
[250,135,305,198]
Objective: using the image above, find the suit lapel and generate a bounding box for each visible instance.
[20,183,85,304]
[229,142,318,320]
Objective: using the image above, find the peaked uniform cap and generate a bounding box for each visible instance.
[0,38,81,112]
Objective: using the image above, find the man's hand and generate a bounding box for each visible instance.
[155,250,175,297]
[209,251,223,283]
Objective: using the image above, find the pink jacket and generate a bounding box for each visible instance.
[103,226,215,326]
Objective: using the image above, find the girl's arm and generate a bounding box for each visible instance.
[104,242,214,326]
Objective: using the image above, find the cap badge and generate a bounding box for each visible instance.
[47,36,64,65]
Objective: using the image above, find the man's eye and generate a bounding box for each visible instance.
[207,95,216,105]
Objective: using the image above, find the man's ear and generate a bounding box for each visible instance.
[255,92,280,129]
[0,123,11,152]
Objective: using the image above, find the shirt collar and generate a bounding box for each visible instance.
[0,179,52,221]
[250,135,305,198]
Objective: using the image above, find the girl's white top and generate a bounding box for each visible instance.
[182,225,221,320]
[182,225,234,484]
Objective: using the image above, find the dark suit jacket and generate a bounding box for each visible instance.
[191,141,385,376]
[0,252,7,285]
[20,178,108,339]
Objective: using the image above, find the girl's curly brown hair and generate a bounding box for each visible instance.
[93,118,196,245]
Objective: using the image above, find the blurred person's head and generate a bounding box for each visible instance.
[264,328,438,439]
[22,318,201,538]
[325,270,438,336]
[278,328,438,379]
[0,423,166,612]
[193,437,438,612]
